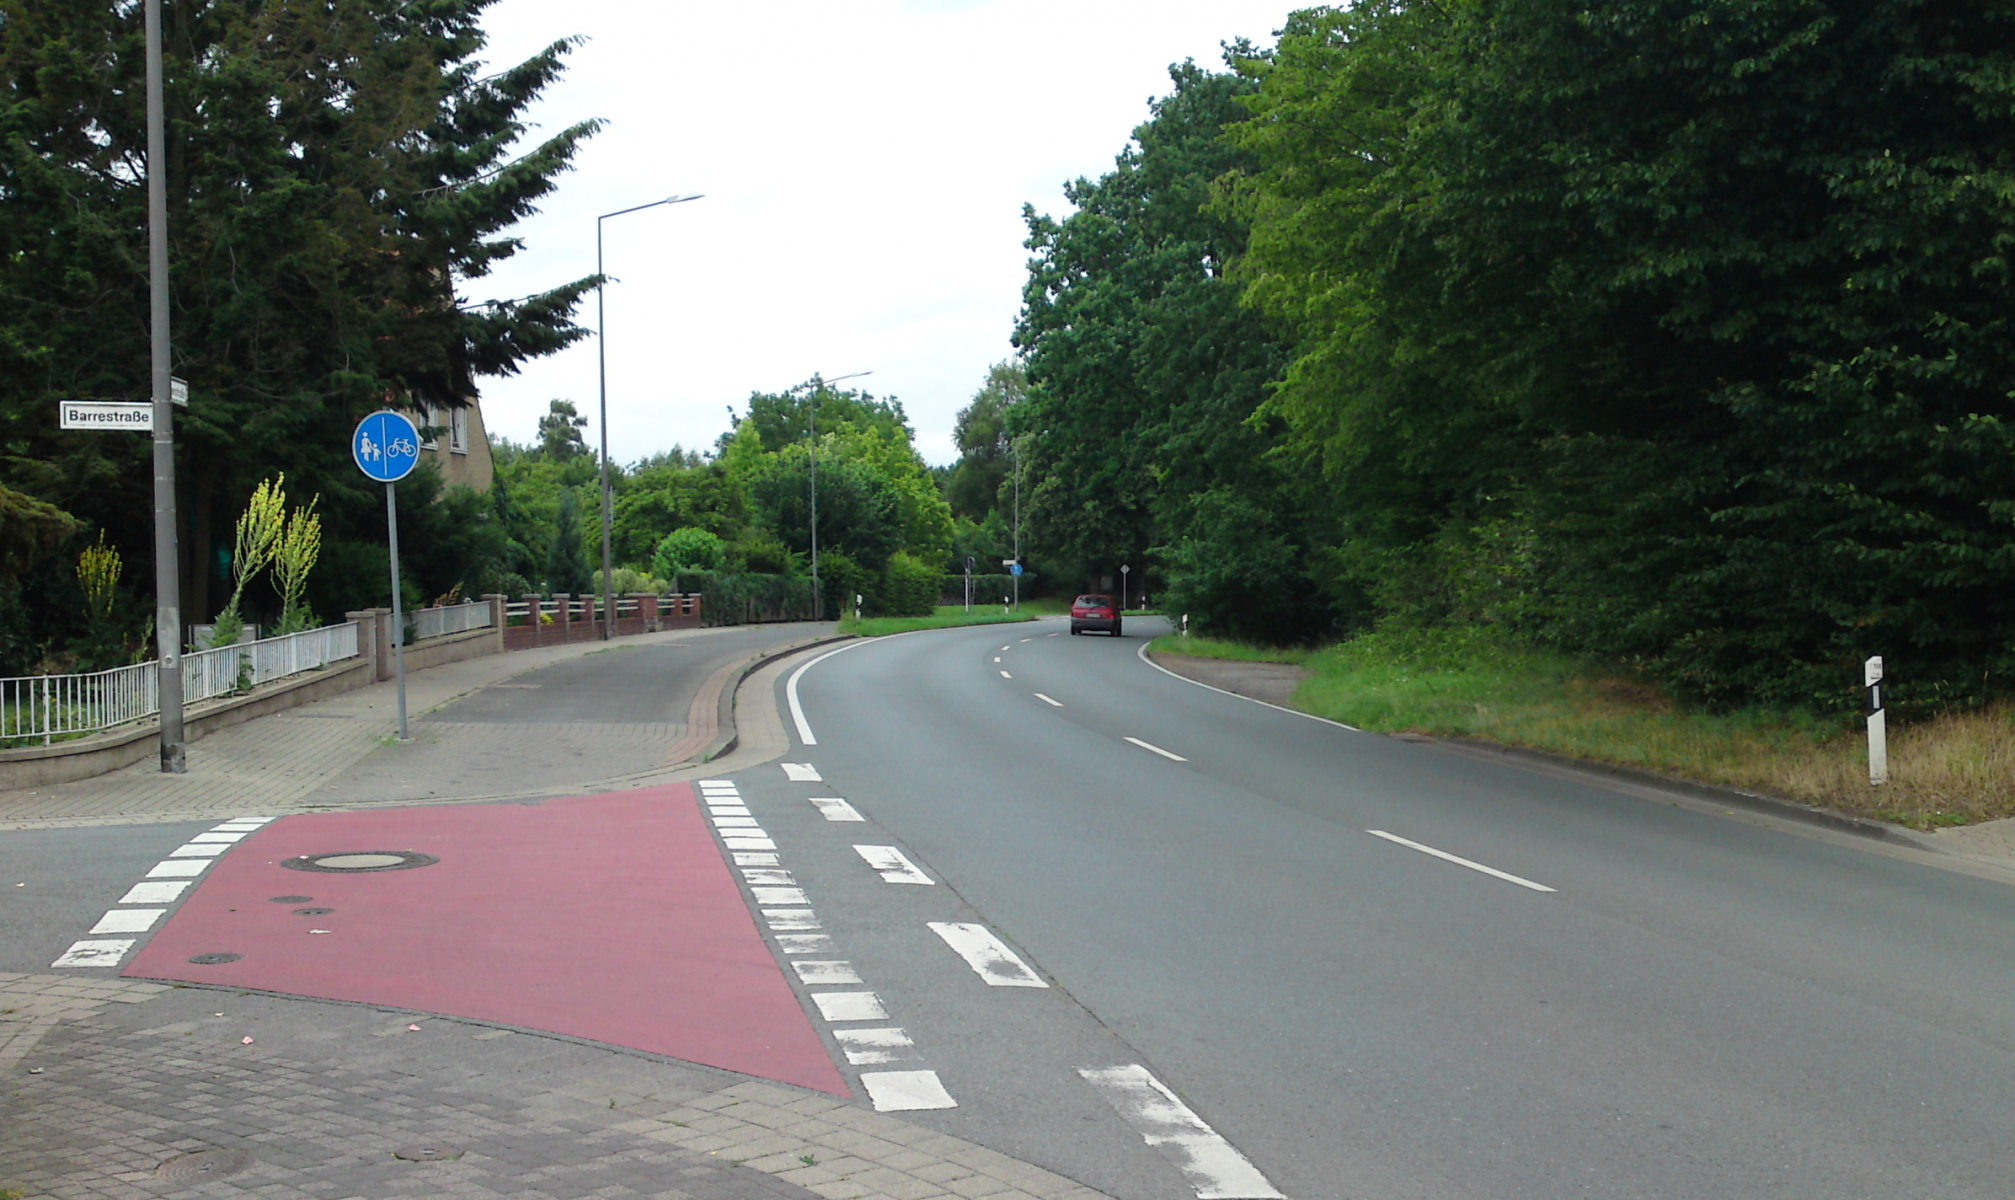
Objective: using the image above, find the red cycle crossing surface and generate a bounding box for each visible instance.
[124,784,845,1095]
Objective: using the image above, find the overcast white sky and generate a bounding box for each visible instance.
[470,0,1294,467]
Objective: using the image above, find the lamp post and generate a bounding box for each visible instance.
[145,0,185,772]
[596,193,701,640]
[797,370,871,620]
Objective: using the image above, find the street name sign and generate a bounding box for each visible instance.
[60,401,153,431]
[352,410,421,483]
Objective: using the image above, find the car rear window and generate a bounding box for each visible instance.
[1076,596,1113,607]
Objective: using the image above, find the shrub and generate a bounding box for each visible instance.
[651,527,726,578]
[880,552,939,617]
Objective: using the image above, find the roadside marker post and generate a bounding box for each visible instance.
[1865,656,1887,785]
[1121,563,1130,613]
[353,410,422,741]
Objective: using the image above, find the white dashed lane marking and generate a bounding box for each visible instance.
[54,815,275,969]
[859,1069,957,1112]
[1366,830,1557,893]
[782,762,823,782]
[1000,670,1013,679]
[712,776,955,1112]
[810,797,865,822]
[854,845,934,885]
[1125,736,1188,762]
[1080,1064,1285,1199]
[1034,693,1063,707]
[928,922,1047,988]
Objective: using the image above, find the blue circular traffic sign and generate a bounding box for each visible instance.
[352,410,422,483]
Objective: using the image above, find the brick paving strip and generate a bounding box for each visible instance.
[0,978,1112,1200]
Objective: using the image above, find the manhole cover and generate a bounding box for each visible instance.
[393,1144,465,1162]
[187,953,241,965]
[282,851,438,874]
[291,907,334,916]
[269,895,313,903]
[157,1148,254,1181]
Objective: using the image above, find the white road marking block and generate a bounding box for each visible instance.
[88,909,164,935]
[764,909,820,930]
[1034,693,1063,707]
[810,798,864,822]
[792,960,863,985]
[1000,670,1013,679]
[118,880,191,905]
[1080,1065,1284,1199]
[860,1069,957,1112]
[707,805,751,816]
[740,868,795,885]
[775,933,833,954]
[782,762,823,782]
[811,991,889,1022]
[733,852,780,867]
[927,922,1047,987]
[833,1027,920,1064]
[1366,830,1557,893]
[698,779,733,787]
[853,845,934,885]
[711,816,761,828]
[52,939,135,969]
[167,843,226,858]
[750,887,810,906]
[994,656,1002,663]
[723,836,777,851]
[1125,736,1188,762]
[188,832,246,844]
[146,860,208,878]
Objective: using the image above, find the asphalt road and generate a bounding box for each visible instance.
[764,616,2015,1200]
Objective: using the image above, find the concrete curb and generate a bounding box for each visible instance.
[1422,735,1949,854]
[1143,645,1949,856]
[698,633,857,764]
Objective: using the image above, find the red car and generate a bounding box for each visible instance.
[1070,594,1122,636]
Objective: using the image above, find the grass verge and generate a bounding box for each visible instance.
[840,605,1039,638]
[1156,624,2015,828]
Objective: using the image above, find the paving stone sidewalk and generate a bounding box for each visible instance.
[0,626,833,831]
[0,976,1108,1200]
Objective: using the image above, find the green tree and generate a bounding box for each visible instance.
[537,399,591,461]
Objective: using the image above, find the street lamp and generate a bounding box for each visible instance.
[597,193,701,640]
[796,370,871,620]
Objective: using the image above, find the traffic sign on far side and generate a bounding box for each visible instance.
[353,410,421,482]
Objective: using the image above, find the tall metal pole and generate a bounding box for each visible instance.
[1011,437,1021,612]
[594,195,701,640]
[808,378,819,620]
[145,0,185,773]
[386,483,408,741]
[596,216,612,640]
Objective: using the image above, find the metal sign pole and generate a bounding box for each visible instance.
[387,482,408,741]
[145,0,185,773]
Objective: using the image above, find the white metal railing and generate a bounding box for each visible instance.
[408,599,493,642]
[0,623,359,746]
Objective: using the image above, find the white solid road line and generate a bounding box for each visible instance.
[928,922,1047,988]
[1034,693,1063,707]
[810,797,866,822]
[781,762,823,782]
[1366,829,1558,893]
[1125,736,1188,762]
[860,1069,958,1112]
[854,845,934,885]
[1135,640,1362,733]
[786,640,873,745]
[1080,1064,1284,1200]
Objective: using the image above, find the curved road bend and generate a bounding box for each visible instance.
[762,616,2015,1200]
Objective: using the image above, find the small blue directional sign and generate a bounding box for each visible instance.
[352,410,421,483]
[1009,562,1024,577]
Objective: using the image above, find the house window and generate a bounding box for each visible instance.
[420,404,441,450]
[450,406,469,455]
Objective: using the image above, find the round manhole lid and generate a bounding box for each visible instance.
[282,851,438,874]
[393,1144,465,1162]
[158,1148,254,1181]
[187,953,241,965]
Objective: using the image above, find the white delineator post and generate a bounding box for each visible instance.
[1865,655,1887,786]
